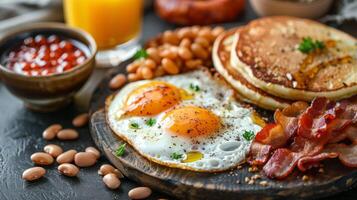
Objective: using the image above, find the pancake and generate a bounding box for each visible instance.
[213,28,292,110]
[231,16,357,101]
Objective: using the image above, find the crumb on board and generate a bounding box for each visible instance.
[259,181,269,187]
[302,175,309,182]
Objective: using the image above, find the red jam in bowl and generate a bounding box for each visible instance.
[4,34,88,76]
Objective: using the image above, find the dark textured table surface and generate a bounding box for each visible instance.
[0,3,356,200]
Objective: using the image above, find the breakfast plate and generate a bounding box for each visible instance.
[89,67,357,200]
[89,17,357,199]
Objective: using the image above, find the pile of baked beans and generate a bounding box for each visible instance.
[128,26,225,81]
[109,26,225,90]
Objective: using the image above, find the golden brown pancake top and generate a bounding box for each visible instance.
[236,16,357,92]
[217,28,292,105]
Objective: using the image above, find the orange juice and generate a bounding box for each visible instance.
[64,0,142,50]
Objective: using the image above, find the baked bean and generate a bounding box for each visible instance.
[58,163,79,177]
[178,47,193,60]
[154,66,166,77]
[194,37,210,48]
[177,28,194,39]
[162,58,179,75]
[44,144,63,158]
[179,38,191,48]
[85,146,100,159]
[22,167,46,181]
[190,26,200,36]
[57,129,79,140]
[191,43,209,59]
[31,152,54,165]
[141,66,154,80]
[127,73,141,82]
[212,26,225,37]
[159,49,177,60]
[103,173,121,189]
[74,152,97,167]
[144,58,156,69]
[198,28,213,42]
[162,30,179,45]
[98,164,115,176]
[175,59,184,68]
[185,59,203,69]
[56,149,77,164]
[146,48,161,64]
[126,61,140,73]
[72,113,89,127]
[128,187,152,199]
[136,66,144,76]
[42,124,62,140]
[98,164,124,178]
[147,39,159,48]
[109,74,127,90]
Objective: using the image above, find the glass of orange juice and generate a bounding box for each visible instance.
[64,0,143,67]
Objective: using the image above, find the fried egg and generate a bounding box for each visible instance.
[106,69,262,172]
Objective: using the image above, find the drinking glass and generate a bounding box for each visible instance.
[64,0,143,67]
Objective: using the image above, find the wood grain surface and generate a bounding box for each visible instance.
[89,69,357,200]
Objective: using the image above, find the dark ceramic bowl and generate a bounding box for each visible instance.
[0,23,97,112]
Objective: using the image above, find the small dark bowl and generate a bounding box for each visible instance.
[0,23,97,112]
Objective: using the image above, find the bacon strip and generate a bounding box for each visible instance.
[297,152,338,172]
[255,123,287,149]
[328,125,357,144]
[298,97,331,139]
[346,126,357,144]
[263,148,299,179]
[274,110,298,139]
[263,136,324,179]
[325,144,357,167]
[248,142,272,166]
[252,97,357,179]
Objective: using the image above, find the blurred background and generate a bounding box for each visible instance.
[0,0,356,34]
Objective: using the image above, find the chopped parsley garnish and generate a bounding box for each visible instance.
[129,122,140,129]
[170,152,183,160]
[146,118,156,127]
[133,48,148,60]
[115,143,126,157]
[243,130,255,141]
[298,37,325,54]
[189,83,200,92]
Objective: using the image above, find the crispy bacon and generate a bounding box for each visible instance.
[345,126,357,144]
[274,110,298,139]
[298,97,333,139]
[298,98,353,140]
[297,152,338,172]
[325,144,357,167]
[264,136,324,179]
[328,125,357,144]
[248,142,272,166]
[251,97,357,179]
[255,123,287,149]
[263,148,299,179]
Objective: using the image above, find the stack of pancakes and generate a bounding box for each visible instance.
[213,16,357,110]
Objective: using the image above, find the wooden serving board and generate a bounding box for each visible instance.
[89,68,357,200]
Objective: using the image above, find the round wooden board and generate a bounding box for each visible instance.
[89,67,357,200]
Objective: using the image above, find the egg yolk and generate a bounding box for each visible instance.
[123,81,184,116]
[163,106,220,137]
[183,151,203,163]
[251,111,266,127]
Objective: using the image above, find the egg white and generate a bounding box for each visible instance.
[107,69,262,171]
